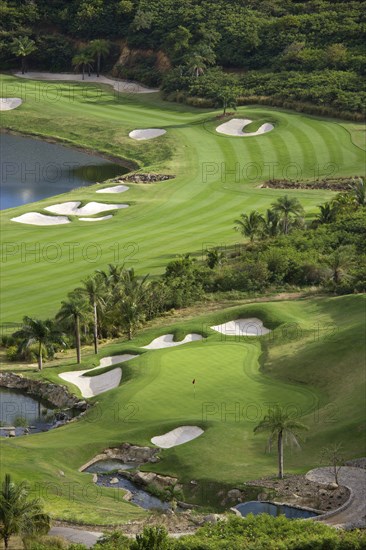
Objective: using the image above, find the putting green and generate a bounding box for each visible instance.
[1,296,364,523]
[0,74,364,323]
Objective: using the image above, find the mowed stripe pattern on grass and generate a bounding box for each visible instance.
[0,75,364,321]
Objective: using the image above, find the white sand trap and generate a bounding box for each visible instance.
[15,72,159,93]
[129,129,166,140]
[79,215,113,222]
[143,333,203,350]
[11,212,70,226]
[96,185,129,194]
[45,201,128,216]
[0,98,22,111]
[216,118,274,137]
[59,354,137,398]
[151,426,204,448]
[211,318,271,337]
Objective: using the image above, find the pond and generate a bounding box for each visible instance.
[234,501,319,519]
[0,387,75,436]
[84,461,170,510]
[0,134,128,210]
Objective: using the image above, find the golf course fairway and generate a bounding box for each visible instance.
[0,73,365,323]
[0,296,364,523]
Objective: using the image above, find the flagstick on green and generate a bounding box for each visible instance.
[192,378,196,399]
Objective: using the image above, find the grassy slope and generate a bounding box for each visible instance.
[1,74,365,323]
[0,295,364,523]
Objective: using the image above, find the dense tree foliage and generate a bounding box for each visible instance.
[0,0,364,116]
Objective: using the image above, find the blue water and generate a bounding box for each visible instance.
[0,387,75,436]
[235,501,318,519]
[0,134,127,209]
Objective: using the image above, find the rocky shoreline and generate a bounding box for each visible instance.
[0,372,88,411]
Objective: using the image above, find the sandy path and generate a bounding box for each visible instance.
[216,118,274,137]
[15,72,159,93]
[306,467,366,528]
[142,333,203,350]
[151,426,204,448]
[59,354,137,398]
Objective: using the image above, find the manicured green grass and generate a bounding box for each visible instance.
[1,74,365,323]
[0,295,364,523]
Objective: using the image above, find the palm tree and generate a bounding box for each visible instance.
[120,269,149,340]
[262,209,280,238]
[234,211,264,242]
[0,474,50,549]
[206,249,225,269]
[325,245,355,288]
[271,195,304,235]
[350,177,365,207]
[72,51,94,80]
[88,39,110,77]
[77,275,106,354]
[316,202,338,225]
[254,405,308,479]
[14,317,64,370]
[56,293,89,364]
[10,36,37,74]
[217,86,240,115]
[186,43,215,77]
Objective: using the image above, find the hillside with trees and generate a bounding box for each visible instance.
[0,0,365,118]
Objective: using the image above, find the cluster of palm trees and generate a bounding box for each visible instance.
[235,180,365,243]
[13,266,151,370]
[72,39,110,80]
[235,195,305,242]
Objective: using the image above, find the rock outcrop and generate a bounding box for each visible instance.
[79,442,160,472]
[0,372,88,410]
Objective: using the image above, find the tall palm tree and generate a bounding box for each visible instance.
[262,209,280,238]
[77,275,106,354]
[56,293,89,364]
[350,177,365,207]
[72,51,94,80]
[0,474,50,549]
[186,43,215,77]
[254,405,308,479]
[325,245,355,288]
[14,317,64,370]
[120,269,149,340]
[10,36,37,74]
[271,195,304,235]
[88,39,110,77]
[234,211,264,242]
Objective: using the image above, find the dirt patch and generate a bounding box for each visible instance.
[243,474,350,513]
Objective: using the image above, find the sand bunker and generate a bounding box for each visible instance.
[96,185,129,194]
[129,129,166,140]
[79,215,113,222]
[45,201,128,216]
[15,72,158,93]
[11,212,70,226]
[0,98,22,111]
[216,118,274,137]
[59,354,137,398]
[151,426,204,449]
[142,333,203,350]
[211,318,271,337]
